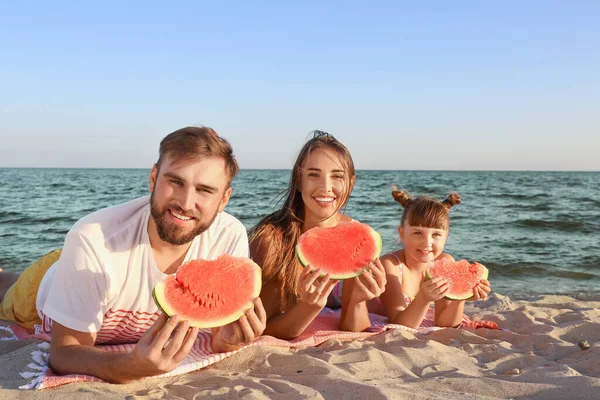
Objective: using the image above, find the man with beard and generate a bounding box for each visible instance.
[0,126,266,383]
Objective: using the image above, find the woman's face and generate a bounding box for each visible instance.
[298,148,353,224]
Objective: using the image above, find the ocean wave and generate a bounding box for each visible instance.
[0,215,37,224]
[0,254,24,270]
[501,203,553,212]
[38,226,69,235]
[580,197,600,207]
[0,214,73,226]
[578,256,600,271]
[516,219,588,232]
[352,200,395,207]
[505,193,550,200]
[493,240,555,252]
[0,210,22,219]
[484,261,597,280]
[39,216,73,224]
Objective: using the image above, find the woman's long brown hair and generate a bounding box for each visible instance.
[248,131,355,312]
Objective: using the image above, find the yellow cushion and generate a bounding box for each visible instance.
[0,249,62,329]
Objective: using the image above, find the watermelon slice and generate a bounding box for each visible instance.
[426,258,489,300]
[152,255,262,328]
[295,222,382,279]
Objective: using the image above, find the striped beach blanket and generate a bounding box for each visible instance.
[1,308,498,390]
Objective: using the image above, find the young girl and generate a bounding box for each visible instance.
[249,131,386,339]
[341,188,491,331]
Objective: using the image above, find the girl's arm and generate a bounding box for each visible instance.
[379,254,451,329]
[434,299,465,327]
[378,255,431,329]
[339,259,386,332]
[432,254,465,327]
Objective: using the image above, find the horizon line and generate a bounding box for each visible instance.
[1,167,599,173]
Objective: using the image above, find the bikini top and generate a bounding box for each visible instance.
[387,252,416,305]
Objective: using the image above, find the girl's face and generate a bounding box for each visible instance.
[399,223,448,265]
[298,148,354,224]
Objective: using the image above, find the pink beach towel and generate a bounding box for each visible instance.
[1,308,499,390]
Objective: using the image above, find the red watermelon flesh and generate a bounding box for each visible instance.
[295,222,382,279]
[426,258,489,300]
[152,255,261,328]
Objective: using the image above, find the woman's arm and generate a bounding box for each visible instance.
[250,234,335,340]
[261,271,337,339]
[262,292,325,339]
[339,259,386,332]
[339,278,370,332]
[249,234,283,321]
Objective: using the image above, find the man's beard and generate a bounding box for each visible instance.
[150,192,218,245]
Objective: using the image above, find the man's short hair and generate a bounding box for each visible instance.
[157,126,239,186]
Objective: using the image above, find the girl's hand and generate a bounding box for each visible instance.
[296,266,339,309]
[468,279,491,301]
[348,258,387,305]
[419,272,449,302]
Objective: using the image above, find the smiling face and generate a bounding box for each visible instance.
[399,224,448,265]
[298,148,354,225]
[148,155,232,246]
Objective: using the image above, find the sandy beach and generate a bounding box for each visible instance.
[1,293,598,399]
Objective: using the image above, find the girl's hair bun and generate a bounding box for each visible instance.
[391,186,414,208]
[442,192,461,209]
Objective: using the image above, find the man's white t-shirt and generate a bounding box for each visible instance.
[36,196,249,344]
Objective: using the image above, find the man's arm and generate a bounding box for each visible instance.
[49,314,198,383]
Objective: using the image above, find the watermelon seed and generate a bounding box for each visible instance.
[173,278,224,308]
[351,237,368,261]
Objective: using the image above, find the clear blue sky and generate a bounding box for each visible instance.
[1,1,598,170]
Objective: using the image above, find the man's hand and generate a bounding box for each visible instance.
[49,314,199,383]
[212,297,266,351]
[127,314,199,377]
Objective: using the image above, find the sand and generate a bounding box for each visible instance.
[1,293,599,399]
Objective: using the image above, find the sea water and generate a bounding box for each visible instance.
[1,168,598,298]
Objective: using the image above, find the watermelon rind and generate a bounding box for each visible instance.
[295,226,383,280]
[425,260,489,301]
[152,259,262,329]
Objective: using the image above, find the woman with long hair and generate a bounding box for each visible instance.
[249,131,386,339]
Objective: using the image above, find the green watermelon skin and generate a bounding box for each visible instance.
[426,259,489,300]
[153,255,261,328]
[295,222,383,280]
